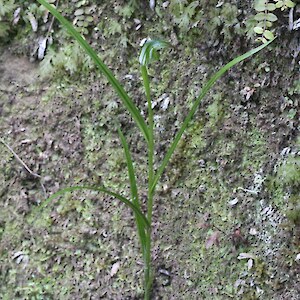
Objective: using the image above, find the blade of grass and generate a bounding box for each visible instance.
[139,39,170,223]
[118,128,147,255]
[30,185,150,228]
[150,39,276,193]
[36,0,150,143]
[141,65,155,221]
[118,128,140,208]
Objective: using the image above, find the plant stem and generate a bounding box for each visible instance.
[144,227,152,300]
[141,65,155,299]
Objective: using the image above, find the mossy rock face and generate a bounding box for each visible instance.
[0,0,300,299]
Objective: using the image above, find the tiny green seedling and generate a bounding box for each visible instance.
[34,1,275,298]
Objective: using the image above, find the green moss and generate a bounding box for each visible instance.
[241,128,268,172]
[288,79,300,95]
[276,157,300,188]
[206,93,225,127]
[285,205,300,225]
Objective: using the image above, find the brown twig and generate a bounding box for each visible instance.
[1,138,41,178]
[46,0,60,38]
[0,138,47,197]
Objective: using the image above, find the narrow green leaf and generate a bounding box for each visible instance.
[30,186,150,228]
[140,65,155,226]
[118,128,147,252]
[140,65,153,139]
[118,128,139,207]
[36,0,150,143]
[150,39,276,193]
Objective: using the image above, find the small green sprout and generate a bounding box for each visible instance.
[139,39,170,66]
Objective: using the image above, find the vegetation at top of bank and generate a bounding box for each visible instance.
[252,0,296,43]
[0,0,297,77]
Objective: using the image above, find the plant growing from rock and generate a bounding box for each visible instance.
[34,0,275,298]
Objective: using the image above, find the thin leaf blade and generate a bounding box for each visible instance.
[118,128,139,206]
[118,128,147,253]
[151,39,276,193]
[30,185,150,228]
[36,0,150,143]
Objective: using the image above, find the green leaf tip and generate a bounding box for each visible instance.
[150,37,276,193]
[139,39,170,66]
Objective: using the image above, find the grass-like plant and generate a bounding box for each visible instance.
[34,1,274,298]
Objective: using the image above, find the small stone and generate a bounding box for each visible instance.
[110,261,120,277]
[295,253,300,262]
[198,185,206,193]
[249,228,258,235]
[162,2,169,8]
[228,198,239,206]
[247,258,254,270]
[198,159,206,168]
[237,252,256,260]
[43,175,52,183]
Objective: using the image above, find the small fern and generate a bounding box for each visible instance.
[39,42,93,78]
[0,0,16,16]
[0,22,10,38]
[253,0,296,43]
[170,1,200,32]
[0,0,16,39]
[277,156,300,187]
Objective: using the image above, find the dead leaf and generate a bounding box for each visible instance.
[110,261,120,277]
[249,228,258,235]
[150,0,155,10]
[240,86,255,101]
[12,251,29,269]
[247,258,254,270]
[228,198,239,206]
[38,37,48,60]
[196,212,210,229]
[205,231,220,249]
[27,12,38,32]
[13,7,21,25]
[237,252,257,260]
[20,139,32,144]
